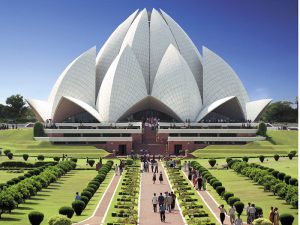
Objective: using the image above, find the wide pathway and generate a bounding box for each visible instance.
[139,162,186,225]
[182,170,231,225]
[75,174,121,225]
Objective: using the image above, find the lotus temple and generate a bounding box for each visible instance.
[27,9,272,155]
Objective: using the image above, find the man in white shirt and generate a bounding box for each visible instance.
[152,193,158,212]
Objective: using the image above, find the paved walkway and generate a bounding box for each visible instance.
[182,170,231,225]
[75,174,121,225]
[139,162,186,225]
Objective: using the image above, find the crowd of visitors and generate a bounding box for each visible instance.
[152,191,177,222]
[113,160,125,176]
[184,161,207,191]
[0,123,17,129]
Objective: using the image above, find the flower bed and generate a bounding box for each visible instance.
[106,160,140,225]
[166,167,215,225]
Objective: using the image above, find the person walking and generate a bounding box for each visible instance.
[235,215,243,225]
[152,193,158,212]
[202,176,206,190]
[159,171,163,184]
[153,172,157,184]
[167,193,172,213]
[273,208,279,225]
[159,204,166,222]
[218,205,227,225]
[154,161,158,173]
[248,204,256,224]
[140,161,144,173]
[151,160,154,172]
[170,192,176,210]
[246,202,251,224]
[197,175,203,190]
[229,205,236,225]
[115,164,119,175]
[75,192,81,200]
[158,193,165,206]
[269,206,274,224]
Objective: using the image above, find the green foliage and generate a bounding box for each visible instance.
[4,149,11,155]
[253,218,272,225]
[284,175,291,184]
[290,150,297,156]
[23,154,29,161]
[288,153,294,160]
[274,154,280,161]
[279,214,294,225]
[242,156,249,162]
[222,192,234,202]
[37,155,45,161]
[259,155,265,163]
[261,101,298,123]
[212,181,222,189]
[216,186,225,196]
[0,192,16,218]
[48,215,72,225]
[88,159,95,167]
[70,158,78,163]
[233,201,244,216]
[226,158,232,163]
[277,172,286,181]
[28,211,44,225]
[58,206,74,218]
[5,94,27,120]
[257,123,267,137]
[53,156,60,162]
[33,123,45,137]
[227,196,240,206]
[208,159,216,167]
[72,200,85,216]
[289,178,298,186]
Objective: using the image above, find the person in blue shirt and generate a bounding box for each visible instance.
[75,192,81,200]
[159,204,166,222]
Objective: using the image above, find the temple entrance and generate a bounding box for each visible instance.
[122,109,179,123]
[118,144,127,155]
[174,144,182,155]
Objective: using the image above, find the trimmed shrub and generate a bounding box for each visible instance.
[277,172,286,181]
[259,155,265,163]
[226,158,233,163]
[223,192,234,202]
[4,149,11,155]
[72,200,85,216]
[53,157,60,162]
[28,211,44,225]
[216,186,225,196]
[228,196,240,206]
[59,206,74,219]
[80,196,89,206]
[288,153,294,160]
[253,218,272,225]
[7,152,13,160]
[274,154,280,161]
[70,158,78,163]
[284,175,291,184]
[88,160,95,167]
[208,159,216,168]
[233,201,244,216]
[83,187,95,194]
[271,170,279,178]
[212,181,222,189]
[257,122,267,137]
[242,156,249,162]
[33,122,45,137]
[23,154,29,161]
[279,214,294,225]
[290,151,297,157]
[289,178,298,186]
[48,215,72,225]
[37,155,45,161]
[81,191,93,200]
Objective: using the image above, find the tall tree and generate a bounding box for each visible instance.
[261,101,298,123]
[5,94,27,120]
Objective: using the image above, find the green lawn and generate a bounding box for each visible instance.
[0,170,24,183]
[0,170,98,225]
[0,129,108,158]
[195,161,298,224]
[193,130,298,158]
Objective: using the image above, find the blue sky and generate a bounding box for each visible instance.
[0,0,297,104]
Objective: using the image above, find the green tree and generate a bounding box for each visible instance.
[261,101,298,122]
[5,94,27,121]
